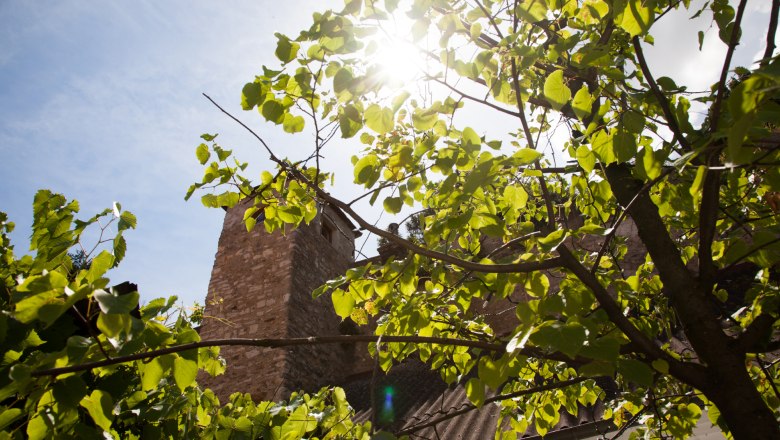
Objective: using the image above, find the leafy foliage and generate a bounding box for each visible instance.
[0,192,369,439]
[2,0,780,439]
[186,0,780,438]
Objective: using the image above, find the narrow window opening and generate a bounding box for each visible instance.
[321,220,334,244]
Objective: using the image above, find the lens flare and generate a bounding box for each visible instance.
[379,385,396,423]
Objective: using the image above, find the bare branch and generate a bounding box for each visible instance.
[509,58,557,228]
[631,37,691,151]
[709,0,749,132]
[429,76,522,118]
[203,93,282,164]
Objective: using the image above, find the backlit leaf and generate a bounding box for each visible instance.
[543,70,571,111]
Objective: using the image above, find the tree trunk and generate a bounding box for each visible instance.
[703,358,780,439]
[604,165,779,438]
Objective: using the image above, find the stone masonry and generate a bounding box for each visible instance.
[198,202,361,402]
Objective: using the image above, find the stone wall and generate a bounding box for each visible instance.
[198,202,359,402]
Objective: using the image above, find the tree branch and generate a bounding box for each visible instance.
[32,334,582,378]
[395,377,590,436]
[709,0,749,133]
[203,96,563,274]
[558,246,700,384]
[698,165,722,286]
[509,58,557,228]
[762,0,780,67]
[319,183,564,273]
[429,76,522,118]
[631,37,691,151]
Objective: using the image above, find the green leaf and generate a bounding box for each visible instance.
[14,271,69,324]
[618,359,654,386]
[97,312,132,338]
[572,86,593,120]
[689,165,707,202]
[619,0,655,37]
[576,145,596,173]
[579,360,615,377]
[465,378,486,407]
[261,100,286,124]
[196,143,211,165]
[86,250,115,283]
[118,210,137,231]
[513,148,542,165]
[274,33,300,63]
[478,356,508,390]
[463,160,493,194]
[332,290,355,319]
[283,113,305,133]
[79,390,114,432]
[173,354,198,391]
[139,355,173,391]
[280,405,317,439]
[591,130,615,164]
[26,413,48,440]
[579,338,621,361]
[652,359,669,374]
[538,229,567,252]
[503,185,529,210]
[383,197,403,214]
[0,408,22,431]
[612,129,637,163]
[516,0,549,22]
[364,104,394,134]
[461,127,481,150]
[530,322,586,358]
[412,108,438,131]
[507,325,533,353]
[241,82,265,110]
[333,68,353,94]
[543,70,571,111]
[94,288,139,314]
[339,104,363,138]
[524,272,550,297]
[353,154,381,187]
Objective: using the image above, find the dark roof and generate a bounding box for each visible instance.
[341,360,619,439]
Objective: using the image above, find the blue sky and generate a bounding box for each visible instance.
[0,1,344,306]
[0,1,776,307]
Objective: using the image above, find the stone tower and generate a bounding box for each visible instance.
[198,202,361,402]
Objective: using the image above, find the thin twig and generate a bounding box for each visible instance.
[203,93,282,164]
[631,37,691,151]
[70,305,113,361]
[709,0,749,132]
[429,76,521,118]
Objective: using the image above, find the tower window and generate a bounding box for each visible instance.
[321,220,334,244]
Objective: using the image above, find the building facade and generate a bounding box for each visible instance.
[198,202,363,401]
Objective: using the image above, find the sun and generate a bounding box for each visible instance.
[363,5,432,91]
[372,36,424,85]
